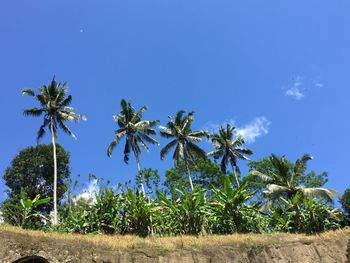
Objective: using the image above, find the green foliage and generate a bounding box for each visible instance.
[157,187,212,235]
[107,99,159,194]
[52,181,342,236]
[249,154,337,204]
[208,124,253,186]
[22,77,86,141]
[269,193,342,234]
[136,168,160,196]
[59,187,123,234]
[211,177,264,234]
[159,110,209,190]
[3,144,70,214]
[340,188,350,225]
[121,189,153,237]
[164,158,227,194]
[0,193,50,229]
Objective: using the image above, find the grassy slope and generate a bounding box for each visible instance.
[1,224,349,252]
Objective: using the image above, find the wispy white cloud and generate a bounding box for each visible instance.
[284,75,324,100]
[204,116,270,144]
[285,76,305,100]
[74,179,100,204]
[236,117,270,143]
[285,87,305,100]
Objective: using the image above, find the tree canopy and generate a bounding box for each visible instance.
[3,144,71,214]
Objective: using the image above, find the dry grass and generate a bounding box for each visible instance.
[0,224,349,252]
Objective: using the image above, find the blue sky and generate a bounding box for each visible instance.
[1,1,349,201]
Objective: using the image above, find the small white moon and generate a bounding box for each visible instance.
[79,29,84,33]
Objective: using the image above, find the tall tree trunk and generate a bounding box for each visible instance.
[185,159,194,191]
[232,165,240,187]
[135,156,153,235]
[233,171,240,187]
[136,156,145,195]
[50,123,58,225]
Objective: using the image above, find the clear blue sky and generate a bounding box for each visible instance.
[1,1,349,201]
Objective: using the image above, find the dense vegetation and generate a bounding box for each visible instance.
[0,77,348,237]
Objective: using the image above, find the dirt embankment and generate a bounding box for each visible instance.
[0,226,349,263]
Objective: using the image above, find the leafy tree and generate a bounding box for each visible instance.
[159,111,209,191]
[3,144,70,214]
[136,168,160,196]
[208,124,253,187]
[164,157,227,194]
[107,99,159,195]
[250,154,337,203]
[22,77,86,224]
[244,157,328,202]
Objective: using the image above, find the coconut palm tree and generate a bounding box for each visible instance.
[107,99,159,194]
[208,124,253,187]
[22,77,86,225]
[159,110,208,191]
[250,154,338,202]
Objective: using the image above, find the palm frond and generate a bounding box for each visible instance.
[123,137,131,163]
[36,118,50,143]
[61,95,72,106]
[159,126,175,138]
[140,133,159,146]
[57,118,77,139]
[107,130,127,157]
[300,187,338,202]
[174,110,186,125]
[207,149,222,157]
[181,112,193,133]
[250,170,271,182]
[160,139,177,160]
[136,135,149,151]
[186,136,202,142]
[294,153,313,174]
[131,105,148,123]
[23,108,45,117]
[21,89,35,96]
[189,130,209,138]
[265,184,289,197]
[187,142,207,159]
[235,147,253,155]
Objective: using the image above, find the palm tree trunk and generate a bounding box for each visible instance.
[185,159,194,191]
[136,157,145,195]
[232,166,240,187]
[50,123,58,225]
[135,156,154,235]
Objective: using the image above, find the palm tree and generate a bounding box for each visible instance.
[22,77,86,225]
[107,99,159,194]
[159,110,208,191]
[208,124,253,187]
[250,154,338,202]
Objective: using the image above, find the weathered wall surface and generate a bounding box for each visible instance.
[1,229,349,263]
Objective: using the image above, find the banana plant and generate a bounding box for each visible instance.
[211,177,259,233]
[20,194,50,228]
[157,187,212,235]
